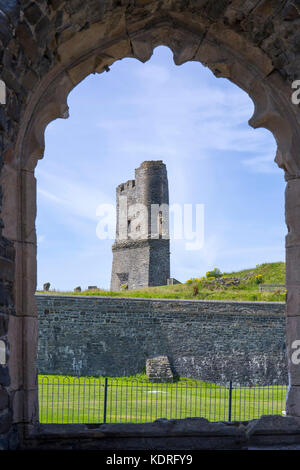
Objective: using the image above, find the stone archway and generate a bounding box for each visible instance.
[1,0,300,449]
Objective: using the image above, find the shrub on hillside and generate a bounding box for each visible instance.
[254,274,263,284]
[193,285,199,296]
[206,268,222,279]
[186,277,204,284]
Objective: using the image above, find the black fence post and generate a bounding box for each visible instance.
[103,377,108,423]
[228,381,233,422]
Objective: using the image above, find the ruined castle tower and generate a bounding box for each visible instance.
[110,161,170,290]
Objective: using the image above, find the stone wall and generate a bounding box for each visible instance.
[0,237,18,449]
[36,295,287,386]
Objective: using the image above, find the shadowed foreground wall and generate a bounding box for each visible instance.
[36,295,287,386]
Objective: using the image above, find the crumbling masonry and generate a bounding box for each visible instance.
[111,161,170,290]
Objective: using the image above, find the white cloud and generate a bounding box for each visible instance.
[37,234,45,243]
[96,64,276,166]
[242,154,280,174]
[221,245,284,257]
[171,233,225,278]
[38,188,64,204]
[134,63,171,84]
[36,167,114,223]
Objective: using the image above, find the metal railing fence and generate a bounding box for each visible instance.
[38,376,287,424]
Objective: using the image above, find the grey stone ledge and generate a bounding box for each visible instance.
[35,294,285,306]
[23,416,300,450]
[246,415,300,436]
[31,418,246,439]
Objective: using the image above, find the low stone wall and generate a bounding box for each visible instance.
[24,416,300,450]
[36,295,287,385]
[259,284,286,292]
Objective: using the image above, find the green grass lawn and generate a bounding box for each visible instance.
[38,374,287,424]
[36,262,286,302]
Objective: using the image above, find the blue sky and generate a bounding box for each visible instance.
[36,46,285,291]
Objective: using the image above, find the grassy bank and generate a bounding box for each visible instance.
[36,262,286,302]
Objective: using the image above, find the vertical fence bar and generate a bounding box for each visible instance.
[228,381,233,422]
[76,378,80,423]
[109,379,113,423]
[103,377,108,424]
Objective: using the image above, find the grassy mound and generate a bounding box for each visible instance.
[36,262,286,302]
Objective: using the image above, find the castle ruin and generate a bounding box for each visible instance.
[111,161,170,290]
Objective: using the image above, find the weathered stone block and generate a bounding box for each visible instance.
[15,22,37,62]
[7,315,22,390]
[0,366,10,387]
[146,355,174,382]
[0,11,12,46]
[286,316,300,386]
[0,410,12,434]
[286,286,300,317]
[286,385,300,418]
[286,246,300,286]
[0,313,9,337]
[0,389,8,410]
[24,3,43,25]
